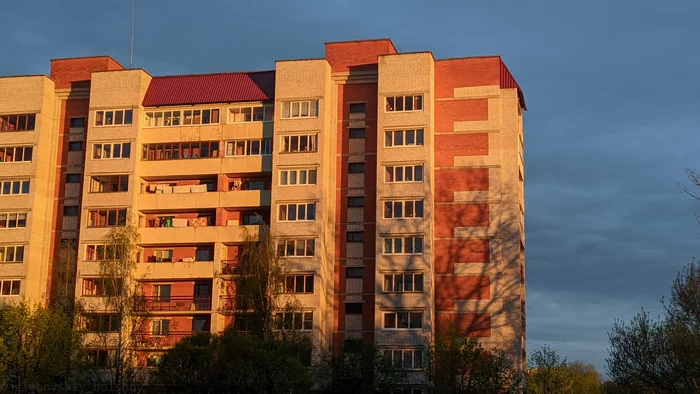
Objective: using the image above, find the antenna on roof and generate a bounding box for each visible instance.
[396,46,402,53]
[128,0,135,68]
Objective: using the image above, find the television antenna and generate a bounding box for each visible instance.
[129,0,135,68]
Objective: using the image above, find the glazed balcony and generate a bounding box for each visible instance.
[139,224,262,244]
[135,295,212,312]
[132,331,210,349]
[139,189,271,211]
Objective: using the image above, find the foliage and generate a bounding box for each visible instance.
[314,341,406,394]
[54,238,78,310]
[0,302,85,389]
[527,345,573,394]
[607,261,700,393]
[150,329,312,394]
[567,361,602,394]
[425,321,521,394]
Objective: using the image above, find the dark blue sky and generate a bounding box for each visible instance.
[2,0,699,374]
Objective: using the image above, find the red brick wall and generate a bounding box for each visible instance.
[434,133,488,167]
[434,204,489,238]
[437,313,491,337]
[435,99,489,132]
[435,57,501,99]
[435,168,489,202]
[50,57,124,89]
[326,40,397,73]
[434,239,490,274]
[435,276,490,311]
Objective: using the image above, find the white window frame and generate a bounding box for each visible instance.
[0,146,33,163]
[280,134,318,153]
[0,212,27,229]
[151,319,170,336]
[383,236,424,255]
[225,139,273,157]
[384,165,424,183]
[94,109,133,127]
[282,274,314,294]
[382,311,423,330]
[153,249,174,263]
[384,129,425,147]
[278,203,317,222]
[0,179,30,196]
[0,279,21,296]
[0,245,25,263]
[93,142,131,160]
[278,168,318,186]
[384,95,424,112]
[384,349,424,370]
[143,108,221,128]
[227,104,274,123]
[383,200,424,219]
[85,244,121,261]
[277,239,315,257]
[281,100,319,119]
[275,311,313,330]
[383,272,425,293]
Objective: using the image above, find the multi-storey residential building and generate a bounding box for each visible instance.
[0,38,526,377]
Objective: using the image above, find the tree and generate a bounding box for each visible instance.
[425,321,521,394]
[151,329,312,394]
[607,262,700,393]
[314,341,406,394]
[0,302,85,390]
[527,345,573,394]
[54,239,78,310]
[87,219,147,388]
[567,361,602,394]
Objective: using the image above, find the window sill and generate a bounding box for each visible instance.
[93,124,133,128]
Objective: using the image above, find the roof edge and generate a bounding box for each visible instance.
[49,55,124,68]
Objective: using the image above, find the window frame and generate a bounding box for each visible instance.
[277,239,315,258]
[0,114,36,132]
[382,311,424,330]
[384,95,424,113]
[0,146,33,163]
[384,164,424,183]
[68,141,83,152]
[87,208,127,228]
[383,349,424,370]
[94,109,133,127]
[275,311,313,331]
[281,100,319,119]
[383,272,425,293]
[383,200,425,219]
[89,175,129,193]
[65,174,81,184]
[278,202,317,222]
[0,245,24,263]
[345,302,363,315]
[348,128,366,139]
[0,180,30,195]
[280,133,319,154]
[349,103,366,114]
[143,108,220,127]
[384,129,425,148]
[346,231,364,243]
[142,141,220,161]
[93,142,131,160]
[224,139,273,157]
[281,274,314,294]
[383,236,424,255]
[346,267,364,278]
[278,168,318,186]
[0,279,21,296]
[0,212,28,229]
[227,104,274,123]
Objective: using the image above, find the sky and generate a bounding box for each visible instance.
[2,0,699,375]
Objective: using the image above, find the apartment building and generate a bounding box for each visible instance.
[0,38,526,376]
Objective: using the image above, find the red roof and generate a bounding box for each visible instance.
[142,70,275,107]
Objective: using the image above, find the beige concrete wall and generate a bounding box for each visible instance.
[272,59,336,357]
[375,53,435,347]
[0,76,58,303]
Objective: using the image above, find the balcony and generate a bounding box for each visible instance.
[139,224,262,244]
[138,189,270,211]
[220,260,240,275]
[132,331,210,349]
[136,295,212,312]
[220,189,270,208]
[136,261,214,279]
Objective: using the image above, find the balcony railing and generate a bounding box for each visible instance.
[132,330,210,348]
[136,296,212,312]
[221,260,241,275]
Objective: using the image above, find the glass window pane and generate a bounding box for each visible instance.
[384,275,393,292]
[415,165,424,181]
[394,202,402,218]
[416,201,424,217]
[394,131,403,146]
[396,97,403,111]
[386,97,394,111]
[122,143,131,158]
[410,312,422,328]
[384,202,392,218]
[384,239,392,254]
[415,274,424,291]
[384,313,396,328]
[417,129,424,145]
[404,274,413,291]
[397,312,408,328]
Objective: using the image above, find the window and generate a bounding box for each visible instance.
[242,214,263,225]
[146,354,162,367]
[228,104,274,123]
[0,212,27,228]
[95,109,133,126]
[83,314,120,332]
[279,169,317,186]
[70,118,85,128]
[225,139,273,156]
[347,231,364,243]
[1,114,36,132]
[196,248,213,261]
[66,174,81,183]
[152,320,170,335]
[282,100,319,119]
[154,285,171,302]
[243,179,266,190]
[384,273,424,293]
[142,142,219,160]
[0,279,21,296]
[93,142,131,159]
[346,267,363,278]
[348,162,365,174]
[153,249,173,263]
[68,141,83,151]
[85,244,122,261]
[88,208,127,227]
[82,278,122,296]
[385,95,423,112]
[348,196,364,207]
[384,349,423,370]
[384,129,425,147]
[0,246,24,263]
[383,311,423,330]
[143,108,220,127]
[345,303,363,314]
[349,103,366,113]
[63,206,79,216]
[278,203,316,222]
[283,274,314,293]
[384,165,424,183]
[89,175,129,193]
[0,146,33,162]
[86,349,113,368]
[281,134,318,153]
[275,311,313,330]
[349,128,365,139]
[384,200,424,219]
[383,236,424,255]
[277,239,315,257]
[0,180,30,195]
